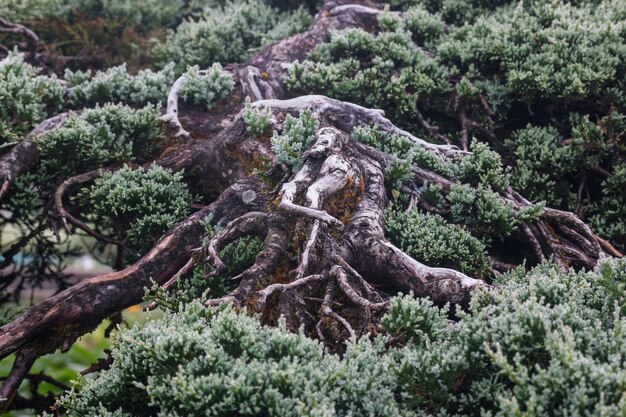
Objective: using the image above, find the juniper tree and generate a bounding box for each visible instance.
[0,0,624,415]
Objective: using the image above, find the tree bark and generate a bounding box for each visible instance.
[0,1,611,410]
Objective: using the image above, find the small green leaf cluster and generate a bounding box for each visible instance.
[0,304,27,327]
[179,64,235,110]
[385,206,491,276]
[351,126,453,177]
[387,257,626,416]
[59,302,407,417]
[66,64,177,108]
[506,125,582,208]
[150,0,312,72]
[381,293,448,347]
[0,52,64,137]
[401,5,446,47]
[271,109,318,170]
[454,139,509,191]
[243,97,272,137]
[386,157,414,190]
[83,164,192,254]
[38,104,163,179]
[446,183,542,239]
[589,164,626,252]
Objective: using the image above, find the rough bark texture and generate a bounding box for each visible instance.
[0,1,612,410]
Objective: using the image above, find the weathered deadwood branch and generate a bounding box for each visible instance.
[205,211,269,275]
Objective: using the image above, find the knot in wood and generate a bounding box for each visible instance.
[242,190,257,204]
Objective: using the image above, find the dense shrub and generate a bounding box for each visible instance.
[150,0,312,72]
[82,164,192,254]
[38,104,163,179]
[58,303,407,417]
[385,207,491,277]
[0,52,63,138]
[58,258,626,416]
[271,109,319,170]
[389,257,626,416]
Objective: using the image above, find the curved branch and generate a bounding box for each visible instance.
[332,265,386,310]
[0,17,38,54]
[257,274,326,310]
[54,168,131,248]
[205,211,269,275]
[319,282,355,340]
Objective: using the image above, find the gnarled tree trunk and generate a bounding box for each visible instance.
[0,1,608,410]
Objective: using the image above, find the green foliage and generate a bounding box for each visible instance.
[287,26,451,132]
[437,0,626,105]
[0,52,63,138]
[0,304,26,327]
[351,126,453,177]
[381,293,448,347]
[455,139,509,191]
[38,104,163,179]
[589,164,626,251]
[447,183,542,239]
[388,257,626,416]
[271,109,318,170]
[179,64,235,110]
[388,0,513,25]
[243,97,272,137]
[83,164,192,254]
[151,0,312,72]
[402,5,446,46]
[59,303,407,417]
[506,125,582,207]
[59,258,626,416]
[386,157,414,190]
[66,64,176,108]
[0,0,187,30]
[288,0,626,251]
[385,206,491,276]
